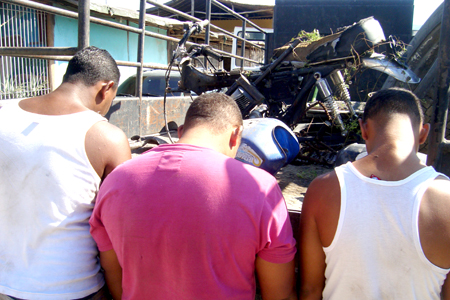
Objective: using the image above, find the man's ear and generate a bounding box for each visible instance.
[177,125,184,139]
[419,123,430,145]
[359,118,369,141]
[229,125,243,149]
[97,81,115,104]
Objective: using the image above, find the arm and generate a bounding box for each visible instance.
[85,121,132,180]
[442,272,450,300]
[100,249,123,300]
[256,256,297,300]
[298,173,340,300]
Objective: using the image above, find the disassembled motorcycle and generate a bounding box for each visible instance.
[166,17,420,171]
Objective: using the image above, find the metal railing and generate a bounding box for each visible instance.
[0,2,50,99]
[0,0,268,100]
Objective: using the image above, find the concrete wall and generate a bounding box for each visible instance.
[53,14,168,87]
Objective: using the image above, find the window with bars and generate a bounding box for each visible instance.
[0,3,50,100]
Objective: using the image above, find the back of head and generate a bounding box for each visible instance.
[363,87,424,126]
[63,46,120,88]
[183,93,243,133]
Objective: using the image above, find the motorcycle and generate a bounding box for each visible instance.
[166,17,420,167]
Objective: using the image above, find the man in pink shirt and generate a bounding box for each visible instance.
[90,93,297,300]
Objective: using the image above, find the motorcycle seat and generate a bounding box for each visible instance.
[272,16,386,64]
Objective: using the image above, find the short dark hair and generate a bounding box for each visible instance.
[363,88,424,125]
[63,46,120,88]
[183,93,243,133]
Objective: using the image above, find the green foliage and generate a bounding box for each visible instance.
[0,76,48,100]
[296,29,321,42]
[345,117,360,135]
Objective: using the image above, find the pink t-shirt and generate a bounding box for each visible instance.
[90,144,296,300]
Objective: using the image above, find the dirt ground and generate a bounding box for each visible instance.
[275,163,331,212]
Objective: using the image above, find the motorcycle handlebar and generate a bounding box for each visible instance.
[178,20,210,47]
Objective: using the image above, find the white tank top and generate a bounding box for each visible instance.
[0,102,106,299]
[323,162,450,300]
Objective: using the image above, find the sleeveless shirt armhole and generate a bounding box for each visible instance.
[412,173,450,273]
[323,162,348,253]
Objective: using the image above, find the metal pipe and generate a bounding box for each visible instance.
[0,50,253,69]
[0,54,177,70]
[427,0,450,168]
[253,38,302,85]
[2,0,174,45]
[136,0,146,137]
[240,19,246,70]
[1,0,262,64]
[205,0,211,46]
[204,0,211,67]
[78,0,90,50]
[0,47,78,55]
[211,0,266,33]
[145,0,264,50]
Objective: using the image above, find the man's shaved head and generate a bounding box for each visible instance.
[183,93,243,133]
[363,88,424,126]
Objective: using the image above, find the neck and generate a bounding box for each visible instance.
[52,83,96,110]
[354,120,425,181]
[177,126,234,157]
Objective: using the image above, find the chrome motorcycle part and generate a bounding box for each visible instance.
[314,73,348,136]
[329,70,358,118]
[362,55,421,84]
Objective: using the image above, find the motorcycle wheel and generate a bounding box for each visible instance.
[382,2,447,152]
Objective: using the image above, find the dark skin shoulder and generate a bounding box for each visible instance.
[85,120,131,181]
[419,176,450,268]
[419,176,450,300]
[298,170,340,300]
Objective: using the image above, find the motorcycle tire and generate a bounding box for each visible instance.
[382,2,448,152]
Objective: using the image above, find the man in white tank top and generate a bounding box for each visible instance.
[0,47,131,299]
[298,88,450,299]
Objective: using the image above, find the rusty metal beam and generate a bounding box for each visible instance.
[78,0,90,50]
[0,47,78,56]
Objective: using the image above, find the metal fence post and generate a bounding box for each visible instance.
[136,0,146,136]
[204,0,211,68]
[78,0,90,50]
[240,19,246,70]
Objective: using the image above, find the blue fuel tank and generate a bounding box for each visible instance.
[235,118,300,175]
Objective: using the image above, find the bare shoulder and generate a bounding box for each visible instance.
[304,170,340,208]
[302,170,341,248]
[87,121,129,146]
[85,121,131,180]
[422,176,450,214]
[420,176,450,269]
